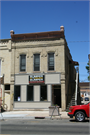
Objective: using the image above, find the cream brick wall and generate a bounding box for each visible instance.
[0,38,75,111]
[0,40,12,110]
[0,40,11,84]
[11,39,66,110]
[13,40,65,75]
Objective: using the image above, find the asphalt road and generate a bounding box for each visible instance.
[0,118,90,135]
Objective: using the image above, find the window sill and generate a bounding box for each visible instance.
[4,90,10,93]
[19,72,27,74]
[33,71,41,73]
[40,100,48,102]
[47,70,56,73]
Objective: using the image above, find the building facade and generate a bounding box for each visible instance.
[80,82,90,98]
[0,26,80,111]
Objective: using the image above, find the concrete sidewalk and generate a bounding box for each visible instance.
[0,110,69,119]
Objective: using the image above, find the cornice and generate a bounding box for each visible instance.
[11,31,64,42]
[12,39,65,49]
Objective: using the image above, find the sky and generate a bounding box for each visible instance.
[0,0,90,82]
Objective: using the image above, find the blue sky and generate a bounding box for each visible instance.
[0,1,90,82]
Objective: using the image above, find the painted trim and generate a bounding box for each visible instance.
[15,73,61,85]
[14,101,51,103]
[15,72,61,75]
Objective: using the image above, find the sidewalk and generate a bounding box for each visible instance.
[0,110,69,120]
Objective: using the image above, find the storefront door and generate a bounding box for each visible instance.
[52,85,61,107]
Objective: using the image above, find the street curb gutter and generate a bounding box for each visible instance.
[0,116,70,120]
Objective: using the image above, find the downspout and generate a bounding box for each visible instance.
[75,67,79,105]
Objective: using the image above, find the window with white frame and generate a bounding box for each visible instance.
[34,54,40,71]
[20,54,26,72]
[48,53,54,70]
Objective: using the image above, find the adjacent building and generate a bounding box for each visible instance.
[0,26,80,111]
[80,82,90,98]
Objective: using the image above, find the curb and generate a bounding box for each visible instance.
[0,116,69,120]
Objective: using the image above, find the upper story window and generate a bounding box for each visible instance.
[20,54,26,72]
[34,54,40,71]
[48,53,54,70]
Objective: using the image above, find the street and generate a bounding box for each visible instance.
[0,118,90,135]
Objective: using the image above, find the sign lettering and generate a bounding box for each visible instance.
[29,75,44,83]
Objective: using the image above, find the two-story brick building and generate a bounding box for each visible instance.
[0,26,80,111]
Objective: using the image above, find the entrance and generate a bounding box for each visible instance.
[52,85,61,107]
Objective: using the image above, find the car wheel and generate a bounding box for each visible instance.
[75,111,85,122]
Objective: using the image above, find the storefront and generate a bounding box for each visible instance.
[14,73,61,109]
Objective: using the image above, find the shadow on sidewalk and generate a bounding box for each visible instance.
[69,119,89,122]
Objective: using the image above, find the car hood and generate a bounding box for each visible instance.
[70,104,87,108]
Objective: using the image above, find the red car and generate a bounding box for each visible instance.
[68,102,90,122]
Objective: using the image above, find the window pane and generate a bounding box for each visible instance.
[40,85,47,101]
[48,53,54,70]
[14,86,20,101]
[5,85,10,90]
[34,54,40,71]
[20,55,26,71]
[27,86,33,101]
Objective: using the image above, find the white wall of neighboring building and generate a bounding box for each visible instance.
[0,59,1,77]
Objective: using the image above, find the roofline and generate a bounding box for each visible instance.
[0,38,11,41]
[79,82,90,87]
[13,30,61,36]
[11,30,65,42]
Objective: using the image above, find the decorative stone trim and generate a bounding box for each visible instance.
[41,49,47,57]
[55,49,58,56]
[47,50,55,56]
[7,40,12,51]
[33,51,41,54]
[10,79,15,82]
[2,58,4,62]
[17,50,29,58]
[44,52,47,57]
[31,52,33,58]
[0,57,4,62]
[17,54,19,58]
[31,51,41,58]
[11,40,65,49]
